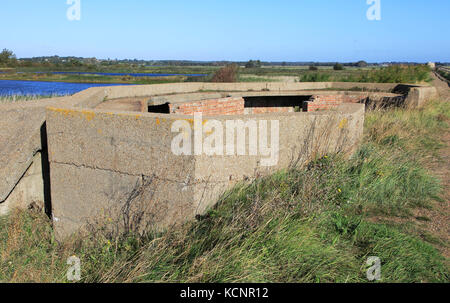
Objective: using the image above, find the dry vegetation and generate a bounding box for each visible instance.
[0,95,63,104]
[211,64,240,83]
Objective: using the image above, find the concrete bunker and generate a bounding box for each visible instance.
[105,89,411,117]
[0,81,438,239]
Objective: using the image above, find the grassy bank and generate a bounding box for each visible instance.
[1,100,449,283]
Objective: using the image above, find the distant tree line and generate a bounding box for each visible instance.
[3,47,446,70]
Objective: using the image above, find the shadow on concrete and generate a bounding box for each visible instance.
[148,102,170,114]
[40,123,52,219]
[244,95,312,108]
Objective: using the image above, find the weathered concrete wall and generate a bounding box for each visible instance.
[46,107,197,238]
[46,102,364,239]
[95,97,147,112]
[405,86,438,108]
[0,97,67,212]
[0,153,44,215]
[193,103,364,214]
[330,82,399,91]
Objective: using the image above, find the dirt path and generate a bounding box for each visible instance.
[413,73,450,258]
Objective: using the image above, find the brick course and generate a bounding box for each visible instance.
[169,97,245,116]
[305,94,369,112]
[169,97,298,116]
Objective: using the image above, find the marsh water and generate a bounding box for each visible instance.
[0,79,135,96]
[0,72,206,96]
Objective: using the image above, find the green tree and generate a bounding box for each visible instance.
[0,49,16,66]
[356,60,368,68]
[333,63,344,71]
[245,60,262,68]
[68,59,83,67]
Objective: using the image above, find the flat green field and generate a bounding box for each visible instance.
[0,65,432,85]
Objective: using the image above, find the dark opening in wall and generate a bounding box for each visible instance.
[148,103,170,114]
[392,84,416,95]
[40,123,52,219]
[244,95,312,112]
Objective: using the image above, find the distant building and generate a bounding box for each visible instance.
[427,62,436,69]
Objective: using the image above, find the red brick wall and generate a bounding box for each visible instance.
[305,94,368,112]
[169,94,372,115]
[169,97,297,116]
[169,97,245,116]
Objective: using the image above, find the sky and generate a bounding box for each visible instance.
[0,0,449,62]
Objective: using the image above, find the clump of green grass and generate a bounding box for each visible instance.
[0,100,449,283]
[437,69,450,81]
[326,218,449,282]
[0,210,64,282]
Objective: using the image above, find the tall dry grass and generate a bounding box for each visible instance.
[0,94,64,104]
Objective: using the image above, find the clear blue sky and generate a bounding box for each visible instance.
[1,0,449,62]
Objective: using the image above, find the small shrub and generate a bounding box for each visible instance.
[333,63,344,71]
[245,60,262,69]
[211,64,239,83]
[356,60,368,68]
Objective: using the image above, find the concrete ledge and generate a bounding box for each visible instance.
[405,86,438,108]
